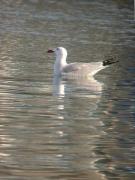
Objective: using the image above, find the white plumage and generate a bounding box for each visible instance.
[47,47,118,77]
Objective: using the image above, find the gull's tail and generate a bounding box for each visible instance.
[103,57,119,66]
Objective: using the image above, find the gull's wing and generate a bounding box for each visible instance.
[62,57,118,76]
[62,62,105,76]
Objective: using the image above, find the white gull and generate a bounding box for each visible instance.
[47,47,118,77]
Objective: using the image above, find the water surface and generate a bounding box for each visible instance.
[0,0,134,179]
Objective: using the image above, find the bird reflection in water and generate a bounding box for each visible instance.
[52,74,106,178]
[53,74,103,97]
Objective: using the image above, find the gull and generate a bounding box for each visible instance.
[47,47,118,77]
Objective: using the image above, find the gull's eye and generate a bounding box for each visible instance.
[56,48,59,51]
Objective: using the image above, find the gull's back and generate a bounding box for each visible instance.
[62,62,104,77]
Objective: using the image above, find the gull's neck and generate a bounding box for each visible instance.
[54,54,67,75]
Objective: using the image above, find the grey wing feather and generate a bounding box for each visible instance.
[63,63,83,72]
[63,62,105,76]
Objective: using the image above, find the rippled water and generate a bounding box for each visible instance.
[0,0,134,179]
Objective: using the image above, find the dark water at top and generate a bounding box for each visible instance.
[0,0,134,179]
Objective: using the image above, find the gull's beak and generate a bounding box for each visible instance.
[47,49,54,53]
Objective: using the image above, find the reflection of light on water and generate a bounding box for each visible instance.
[0,125,4,127]
[0,135,15,145]
[58,116,64,120]
[58,104,64,110]
[0,134,15,159]
[0,134,15,141]
[56,154,63,157]
[0,152,10,157]
[56,131,64,137]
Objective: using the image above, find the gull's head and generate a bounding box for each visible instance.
[47,47,67,59]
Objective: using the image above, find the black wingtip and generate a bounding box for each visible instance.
[103,57,119,66]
